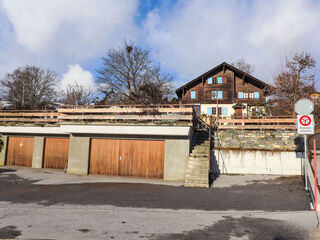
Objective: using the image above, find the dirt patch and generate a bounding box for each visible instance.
[0,225,21,239]
[151,216,309,240]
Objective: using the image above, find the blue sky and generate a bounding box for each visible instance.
[0,0,319,92]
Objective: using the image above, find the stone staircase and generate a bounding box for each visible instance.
[184,130,210,188]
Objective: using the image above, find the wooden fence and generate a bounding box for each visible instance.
[217,116,297,130]
[0,110,59,123]
[0,105,194,124]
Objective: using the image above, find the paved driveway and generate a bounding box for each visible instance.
[0,167,317,239]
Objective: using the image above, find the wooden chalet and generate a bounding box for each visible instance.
[175,62,269,117]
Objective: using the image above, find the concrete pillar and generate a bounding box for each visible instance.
[67,134,90,175]
[0,135,8,166]
[164,139,190,181]
[32,137,45,168]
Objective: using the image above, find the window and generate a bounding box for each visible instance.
[212,107,222,115]
[207,107,212,116]
[193,105,200,114]
[222,107,228,115]
[190,91,196,99]
[217,77,223,84]
[212,91,223,99]
[249,93,254,98]
[254,92,260,99]
[238,92,244,99]
[212,91,217,99]
[244,93,248,98]
[208,77,213,84]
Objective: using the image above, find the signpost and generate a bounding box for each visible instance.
[295,99,315,190]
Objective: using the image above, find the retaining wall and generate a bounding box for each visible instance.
[213,129,304,175]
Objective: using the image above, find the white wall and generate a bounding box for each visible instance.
[200,104,235,116]
[213,149,303,175]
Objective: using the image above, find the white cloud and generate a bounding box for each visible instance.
[141,0,320,87]
[0,0,138,76]
[60,64,95,90]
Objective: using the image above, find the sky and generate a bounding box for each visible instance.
[0,0,319,93]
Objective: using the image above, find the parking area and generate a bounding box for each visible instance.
[0,167,318,239]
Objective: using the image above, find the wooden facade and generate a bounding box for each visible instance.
[176,62,267,106]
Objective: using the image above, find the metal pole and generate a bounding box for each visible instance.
[314,139,317,212]
[305,134,308,190]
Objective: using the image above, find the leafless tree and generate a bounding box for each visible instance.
[231,58,255,75]
[59,83,94,106]
[97,40,174,104]
[0,65,58,110]
[267,51,316,115]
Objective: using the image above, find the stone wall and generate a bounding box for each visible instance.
[215,129,302,151]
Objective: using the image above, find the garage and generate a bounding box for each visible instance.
[6,136,34,167]
[90,139,165,178]
[43,137,69,169]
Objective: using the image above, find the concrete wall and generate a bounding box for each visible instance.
[0,135,7,166]
[164,139,190,181]
[32,137,44,168]
[213,149,303,175]
[67,135,90,175]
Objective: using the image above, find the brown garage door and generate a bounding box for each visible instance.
[6,137,34,167]
[43,138,70,169]
[90,139,164,178]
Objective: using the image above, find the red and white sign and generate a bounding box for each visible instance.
[297,115,314,134]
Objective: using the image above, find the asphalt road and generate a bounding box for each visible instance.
[0,167,317,239]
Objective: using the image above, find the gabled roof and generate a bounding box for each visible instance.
[175,62,269,96]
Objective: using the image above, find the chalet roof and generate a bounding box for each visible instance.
[175,62,268,96]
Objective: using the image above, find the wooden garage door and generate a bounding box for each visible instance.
[90,139,164,178]
[6,137,34,167]
[43,138,70,169]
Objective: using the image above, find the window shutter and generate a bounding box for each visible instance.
[218,91,223,99]
[212,107,216,115]
[217,77,223,84]
[254,92,260,99]
[207,107,212,116]
[238,92,244,99]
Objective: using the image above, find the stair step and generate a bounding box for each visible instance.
[184,179,209,184]
[185,170,208,175]
[193,146,209,151]
[184,183,209,188]
[185,173,208,179]
[190,152,208,157]
[186,164,209,170]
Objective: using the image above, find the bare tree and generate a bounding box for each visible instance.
[60,83,93,106]
[231,58,255,75]
[1,65,58,110]
[97,40,174,104]
[267,51,316,115]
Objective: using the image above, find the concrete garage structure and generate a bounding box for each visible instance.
[0,125,192,181]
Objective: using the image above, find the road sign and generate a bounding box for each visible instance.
[297,114,314,135]
[295,99,314,115]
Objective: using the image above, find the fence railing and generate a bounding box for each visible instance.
[0,110,59,123]
[217,116,297,130]
[0,105,194,124]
